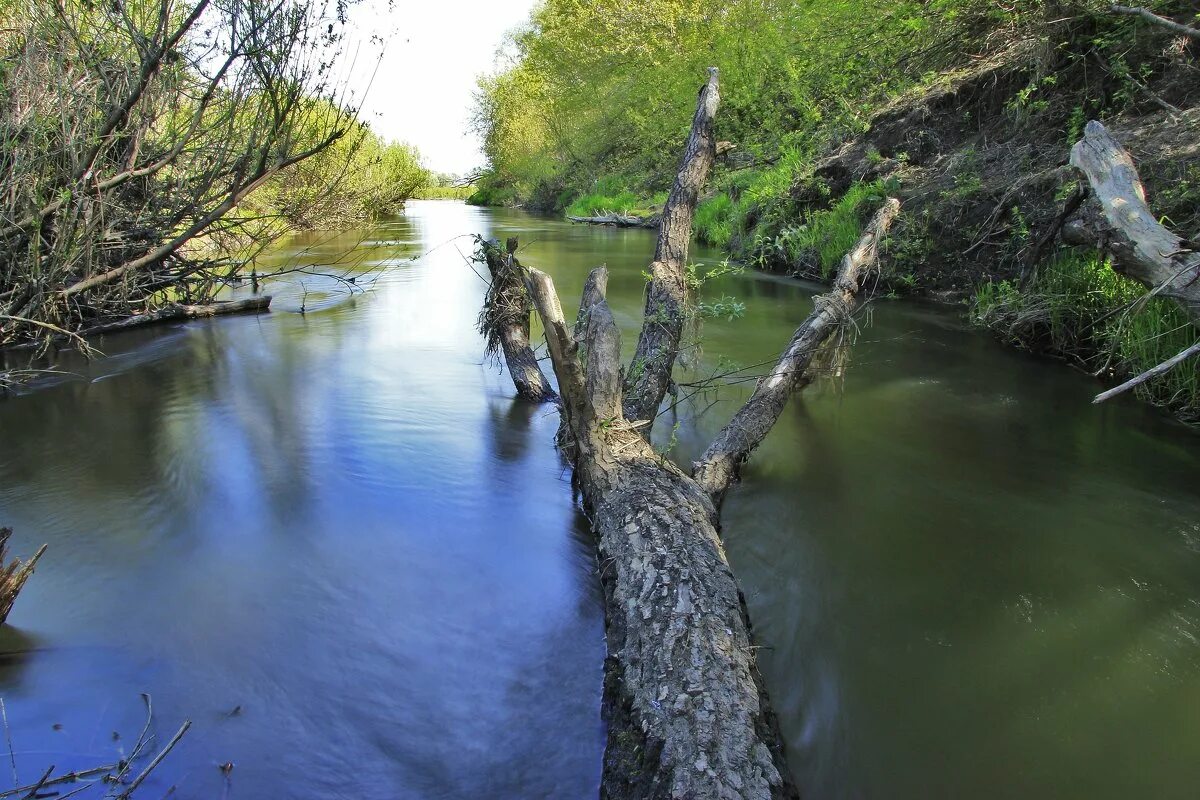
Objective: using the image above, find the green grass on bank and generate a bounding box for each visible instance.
[564,177,666,218]
[972,250,1200,415]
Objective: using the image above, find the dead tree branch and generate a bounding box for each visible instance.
[1093,339,1200,403]
[1110,5,1200,40]
[623,67,721,428]
[0,529,46,626]
[693,198,901,500]
[475,67,906,799]
[476,237,556,402]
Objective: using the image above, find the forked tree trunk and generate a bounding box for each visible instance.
[479,69,900,799]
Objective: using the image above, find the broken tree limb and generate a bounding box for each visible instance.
[694,198,901,500]
[0,529,47,626]
[1110,5,1200,41]
[623,67,721,429]
[1068,121,1200,326]
[477,238,556,402]
[1093,339,1200,403]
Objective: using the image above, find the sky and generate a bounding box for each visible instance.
[340,0,539,177]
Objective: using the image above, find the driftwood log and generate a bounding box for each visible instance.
[79,296,273,337]
[0,528,46,625]
[567,213,659,229]
[1064,120,1200,402]
[478,67,900,799]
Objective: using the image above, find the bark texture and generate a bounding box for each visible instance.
[478,237,557,402]
[623,68,720,427]
[0,528,46,625]
[1066,121,1200,326]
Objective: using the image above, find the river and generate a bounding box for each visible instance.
[0,200,1198,798]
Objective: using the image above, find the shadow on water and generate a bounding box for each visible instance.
[0,200,1197,797]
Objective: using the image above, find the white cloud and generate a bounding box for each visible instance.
[339,0,537,176]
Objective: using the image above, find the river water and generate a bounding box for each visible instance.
[0,200,1198,798]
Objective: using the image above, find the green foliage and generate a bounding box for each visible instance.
[698,295,746,321]
[972,250,1200,415]
[565,177,667,217]
[751,179,896,277]
[694,193,736,247]
[472,0,1037,209]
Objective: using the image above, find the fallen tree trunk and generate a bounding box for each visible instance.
[0,528,46,625]
[567,213,659,229]
[77,295,273,337]
[478,67,901,799]
[477,238,556,402]
[1063,120,1200,402]
[1066,121,1200,326]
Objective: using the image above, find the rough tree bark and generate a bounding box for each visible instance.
[477,238,557,402]
[478,68,901,799]
[0,529,46,626]
[1063,120,1200,402]
[623,67,721,427]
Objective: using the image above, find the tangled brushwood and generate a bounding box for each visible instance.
[0,0,370,362]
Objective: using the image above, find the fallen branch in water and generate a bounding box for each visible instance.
[477,67,899,799]
[76,297,272,338]
[1093,339,1200,403]
[0,694,189,799]
[566,212,658,228]
[0,530,46,626]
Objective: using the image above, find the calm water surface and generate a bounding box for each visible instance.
[0,200,1198,798]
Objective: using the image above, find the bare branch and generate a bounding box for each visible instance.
[1110,5,1200,40]
[623,67,721,427]
[693,198,901,500]
[1093,339,1200,403]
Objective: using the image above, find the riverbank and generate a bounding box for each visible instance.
[469,2,1200,421]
